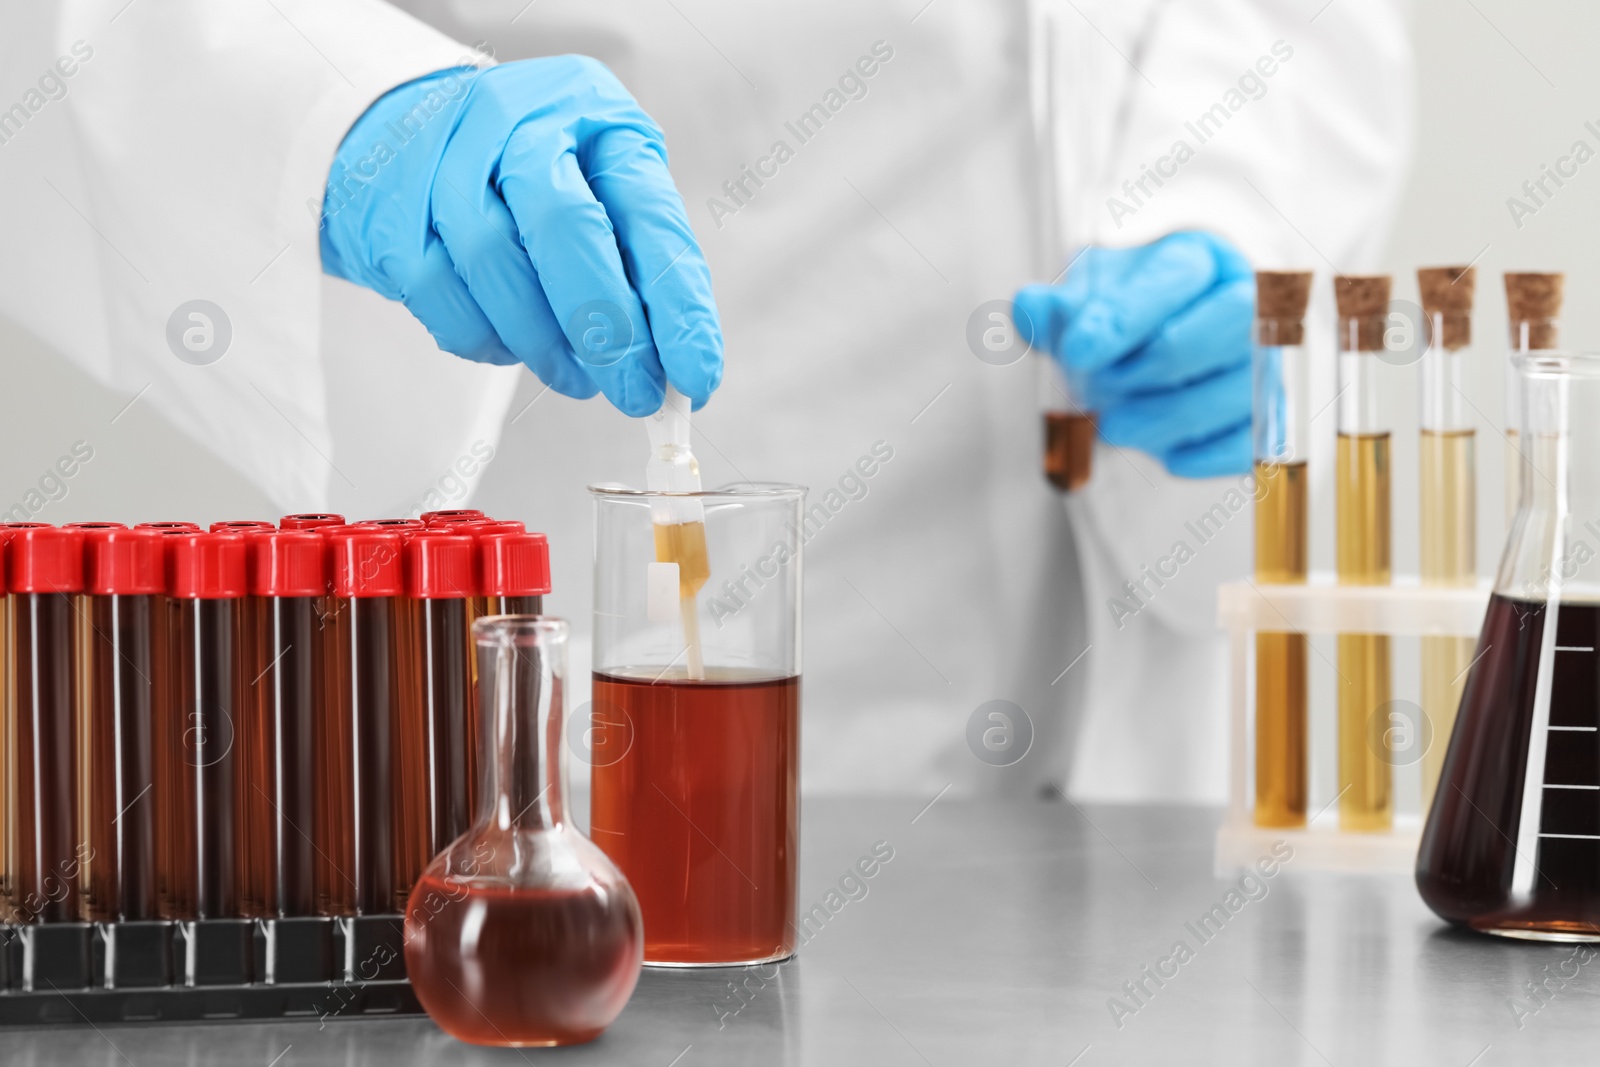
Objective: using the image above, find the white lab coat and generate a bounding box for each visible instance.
[0,1,1411,801]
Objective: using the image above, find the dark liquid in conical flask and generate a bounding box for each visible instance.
[1418,594,1600,939]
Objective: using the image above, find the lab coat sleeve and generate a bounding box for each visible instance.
[0,0,486,509]
[1058,0,1415,634]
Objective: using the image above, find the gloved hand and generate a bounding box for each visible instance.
[1013,231,1253,478]
[319,56,722,416]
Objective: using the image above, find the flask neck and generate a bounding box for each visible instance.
[476,623,567,832]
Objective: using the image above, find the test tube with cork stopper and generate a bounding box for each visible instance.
[1417,265,1478,814]
[1334,274,1395,833]
[1252,270,1312,828]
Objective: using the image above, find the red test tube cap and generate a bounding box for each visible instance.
[9,526,84,594]
[251,530,327,597]
[356,518,425,543]
[463,520,525,535]
[478,532,551,597]
[210,521,276,533]
[167,532,248,599]
[279,513,346,531]
[406,532,476,598]
[328,529,404,598]
[66,521,128,530]
[83,528,165,596]
[422,509,486,526]
[136,521,202,532]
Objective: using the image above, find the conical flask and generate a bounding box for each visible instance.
[1418,351,1600,940]
[404,616,643,1044]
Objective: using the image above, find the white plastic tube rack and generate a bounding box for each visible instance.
[1215,578,1491,876]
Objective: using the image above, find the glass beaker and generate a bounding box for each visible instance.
[1418,351,1600,940]
[589,483,803,967]
[404,617,643,1046]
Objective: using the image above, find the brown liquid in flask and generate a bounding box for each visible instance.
[1418,345,1600,939]
[1417,596,1600,938]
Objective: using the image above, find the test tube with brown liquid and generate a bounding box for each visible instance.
[471,530,550,815]
[166,532,249,918]
[361,522,429,908]
[405,532,475,860]
[134,521,200,920]
[477,530,548,618]
[1417,267,1478,815]
[1503,273,1563,522]
[1251,271,1312,828]
[0,521,53,922]
[278,516,348,911]
[325,528,412,914]
[243,530,327,917]
[8,526,84,922]
[208,523,276,918]
[79,528,164,921]
[1334,275,1395,832]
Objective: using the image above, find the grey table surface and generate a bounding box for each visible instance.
[5,797,1594,1066]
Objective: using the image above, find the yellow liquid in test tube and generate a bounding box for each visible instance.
[1336,431,1393,832]
[1420,428,1476,815]
[1254,460,1308,828]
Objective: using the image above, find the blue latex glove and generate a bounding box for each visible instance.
[320,57,722,416]
[1013,231,1254,478]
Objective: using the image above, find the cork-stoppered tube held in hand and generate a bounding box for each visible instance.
[1256,270,1311,348]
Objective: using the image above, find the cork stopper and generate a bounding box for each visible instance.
[1334,274,1391,351]
[1418,266,1475,350]
[1505,272,1563,350]
[1256,271,1312,346]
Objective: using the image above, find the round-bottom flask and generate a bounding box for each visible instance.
[405,617,642,1045]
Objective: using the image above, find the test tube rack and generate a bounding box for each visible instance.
[1214,578,1490,876]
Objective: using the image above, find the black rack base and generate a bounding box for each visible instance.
[0,915,421,1026]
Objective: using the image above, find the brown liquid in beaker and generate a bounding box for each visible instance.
[1043,411,1095,493]
[1418,594,1600,939]
[405,876,641,1046]
[590,667,798,964]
